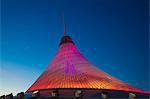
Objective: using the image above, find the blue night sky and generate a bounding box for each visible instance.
[1,0,149,95]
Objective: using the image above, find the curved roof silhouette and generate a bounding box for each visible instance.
[27,36,149,94]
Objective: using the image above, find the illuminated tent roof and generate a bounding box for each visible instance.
[26,35,149,94]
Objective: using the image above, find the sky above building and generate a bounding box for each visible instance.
[1,0,149,95]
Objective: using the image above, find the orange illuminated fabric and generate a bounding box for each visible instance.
[27,36,149,94]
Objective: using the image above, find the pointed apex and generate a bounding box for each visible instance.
[59,36,75,46]
[64,23,67,36]
[62,13,67,36]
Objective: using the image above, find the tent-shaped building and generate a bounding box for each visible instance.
[26,32,149,98]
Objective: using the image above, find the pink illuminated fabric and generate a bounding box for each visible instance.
[27,36,149,94]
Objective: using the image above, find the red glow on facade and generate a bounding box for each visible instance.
[27,36,149,94]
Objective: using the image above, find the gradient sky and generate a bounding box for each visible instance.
[1,0,149,95]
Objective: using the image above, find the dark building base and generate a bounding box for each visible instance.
[25,89,150,99]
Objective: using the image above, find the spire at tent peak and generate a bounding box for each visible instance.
[62,13,67,36]
[64,23,67,36]
[59,14,74,46]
